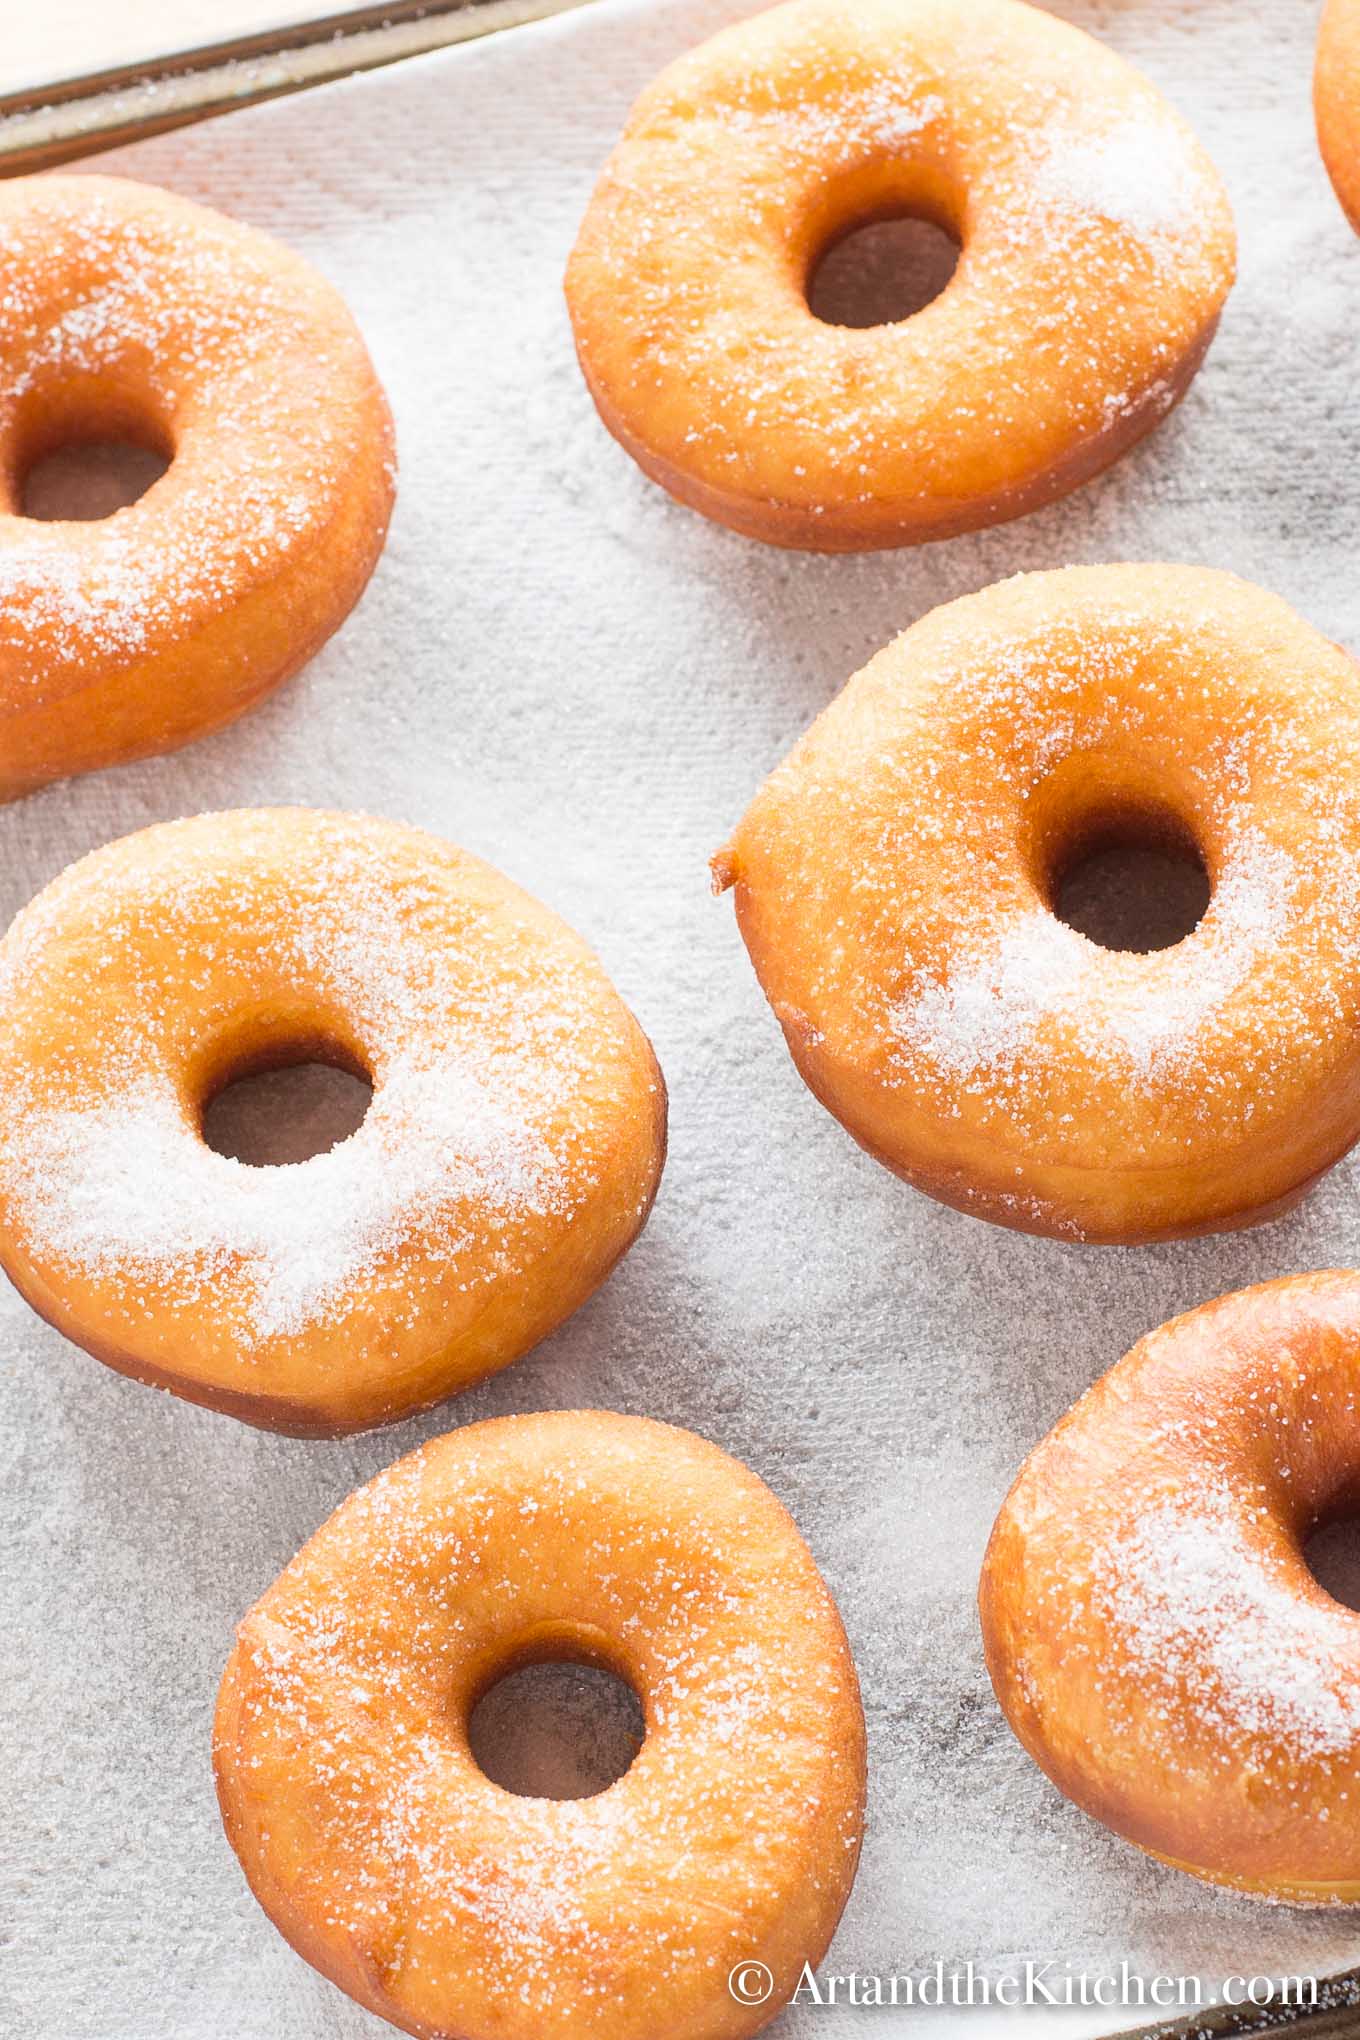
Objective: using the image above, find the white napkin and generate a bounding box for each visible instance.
[5,1,1360,2034]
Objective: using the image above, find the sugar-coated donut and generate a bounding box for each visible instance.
[1317,0,1360,231]
[980,1272,1360,1903]
[0,175,394,801]
[214,1410,866,2039]
[565,0,1235,551]
[0,810,665,1435]
[715,564,1360,1243]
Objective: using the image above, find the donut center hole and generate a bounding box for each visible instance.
[21,438,171,521]
[1029,770,1213,953]
[1304,1517,1360,1614]
[808,214,960,328]
[1054,838,1211,953]
[469,1661,645,1800]
[8,376,175,520]
[202,1061,373,1167]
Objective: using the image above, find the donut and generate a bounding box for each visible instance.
[0,810,665,1435]
[564,0,1235,551]
[979,1271,1360,1903]
[1317,0,1360,232]
[714,564,1360,1243]
[214,1410,866,2039]
[0,174,394,802]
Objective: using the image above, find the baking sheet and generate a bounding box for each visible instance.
[4,0,1360,2033]
[0,2,379,97]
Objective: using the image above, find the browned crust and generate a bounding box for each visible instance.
[978,1272,1360,1900]
[1317,0,1360,234]
[0,173,397,802]
[714,565,1360,1243]
[4,1044,668,1437]
[212,1413,868,2039]
[575,316,1218,555]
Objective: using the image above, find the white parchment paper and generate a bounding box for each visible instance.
[5,1,1360,2034]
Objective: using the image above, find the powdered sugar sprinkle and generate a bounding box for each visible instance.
[1028,116,1204,254]
[890,824,1295,1088]
[0,815,641,1357]
[1096,1481,1360,1765]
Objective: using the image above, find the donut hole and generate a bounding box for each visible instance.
[21,439,171,521]
[201,1058,373,1167]
[1027,767,1212,954]
[468,1660,646,1800]
[1304,1516,1360,1614]
[1054,839,1211,954]
[807,213,961,328]
[8,376,174,521]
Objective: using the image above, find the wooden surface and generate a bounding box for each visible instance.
[2,1,380,96]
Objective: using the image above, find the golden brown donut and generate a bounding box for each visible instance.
[0,174,394,801]
[214,1410,867,2039]
[980,1272,1360,1904]
[565,0,1235,551]
[1317,0,1360,231]
[0,810,665,1434]
[715,564,1360,1243]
